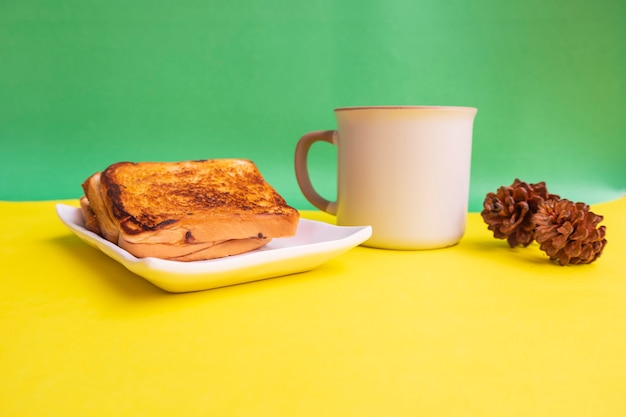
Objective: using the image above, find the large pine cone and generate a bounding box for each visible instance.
[481,179,559,247]
[533,199,607,266]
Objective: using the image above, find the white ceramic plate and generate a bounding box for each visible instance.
[56,204,372,292]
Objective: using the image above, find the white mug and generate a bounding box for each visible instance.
[295,106,477,250]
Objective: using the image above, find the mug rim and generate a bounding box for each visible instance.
[335,105,477,112]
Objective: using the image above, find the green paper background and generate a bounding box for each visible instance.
[1,0,625,211]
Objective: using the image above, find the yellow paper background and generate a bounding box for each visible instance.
[1,197,625,416]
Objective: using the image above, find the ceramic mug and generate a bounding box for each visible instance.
[294,106,478,250]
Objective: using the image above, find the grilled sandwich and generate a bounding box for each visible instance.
[80,159,300,261]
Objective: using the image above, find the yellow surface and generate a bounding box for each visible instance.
[1,197,625,417]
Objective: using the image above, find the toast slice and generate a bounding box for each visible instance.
[80,159,300,261]
[81,172,120,243]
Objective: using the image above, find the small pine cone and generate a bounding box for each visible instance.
[481,179,559,247]
[533,199,607,266]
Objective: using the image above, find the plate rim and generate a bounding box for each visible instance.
[55,203,372,291]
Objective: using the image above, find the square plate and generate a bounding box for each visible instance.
[56,204,372,292]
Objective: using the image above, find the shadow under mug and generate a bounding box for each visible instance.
[295,105,478,250]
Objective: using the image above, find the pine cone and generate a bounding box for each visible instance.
[481,179,559,247]
[533,199,607,266]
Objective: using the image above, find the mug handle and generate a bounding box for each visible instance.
[294,130,338,215]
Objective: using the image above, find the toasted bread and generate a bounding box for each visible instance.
[79,196,100,236]
[81,172,120,243]
[80,159,300,261]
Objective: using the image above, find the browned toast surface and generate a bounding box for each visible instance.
[83,159,299,249]
[102,159,291,221]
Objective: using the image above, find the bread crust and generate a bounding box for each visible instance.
[80,159,299,261]
[79,196,101,235]
[82,172,120,243]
